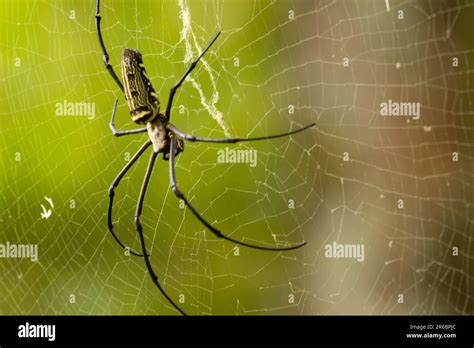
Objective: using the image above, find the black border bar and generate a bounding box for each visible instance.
[0,315,473,346]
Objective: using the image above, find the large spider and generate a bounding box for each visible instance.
[95,0,315,315]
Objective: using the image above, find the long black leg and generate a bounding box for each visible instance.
[134,151,187,315]
[165,31,221,120]
[108,140,152,257]
[168,135,306,251]
[167,122,315,144]
[95,0,124,92]
[109,99,147,137]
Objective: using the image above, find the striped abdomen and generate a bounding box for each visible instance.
[121,49,160,124]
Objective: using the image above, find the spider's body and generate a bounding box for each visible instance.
[95,0,315,315]
[121,48,184,155]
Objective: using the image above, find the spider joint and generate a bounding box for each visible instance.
[171,185,184,199]
[108,187,115,197]
[133,216,143,229]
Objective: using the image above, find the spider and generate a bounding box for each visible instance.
[95,0,315,315]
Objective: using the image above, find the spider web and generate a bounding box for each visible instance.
[0,0,473,315]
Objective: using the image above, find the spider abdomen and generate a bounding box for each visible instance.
[121,48,160,125]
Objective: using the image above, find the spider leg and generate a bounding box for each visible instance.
[108,140,152,257]
[134,151,187,315]
[167,122,315,144]
[109,99,147,137]
[165,31,221,120]
[95,0,124,92]
[168,135,306,252]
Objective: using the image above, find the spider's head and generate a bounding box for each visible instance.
[121,48,160,125]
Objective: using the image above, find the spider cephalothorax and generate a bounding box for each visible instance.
[95,0,315,315]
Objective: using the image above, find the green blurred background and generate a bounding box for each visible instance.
[0,0,473,315]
